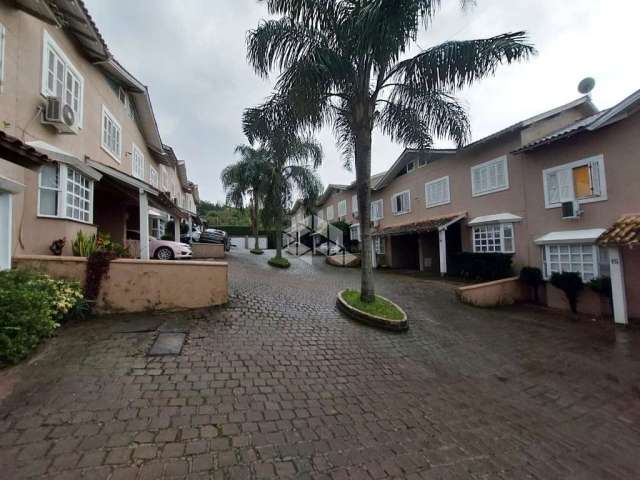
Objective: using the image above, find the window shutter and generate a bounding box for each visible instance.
[590,161,602,196]
[546,172,560,204]
[391,196,397,214]
[496,160,506,187]
[557,169,574,202]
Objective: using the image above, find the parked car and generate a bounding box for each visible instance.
[199,228,230,251]
[317,242,342,256]
[180,226,202,244]
[126,230,192,260]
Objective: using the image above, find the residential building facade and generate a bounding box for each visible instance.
[0,1,198,261]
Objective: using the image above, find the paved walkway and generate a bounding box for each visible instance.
[1,249,640,479]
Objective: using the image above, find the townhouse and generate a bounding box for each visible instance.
[0,0,198,265]
[309,90,640,323]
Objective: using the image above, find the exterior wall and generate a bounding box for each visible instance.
[0,6,195,255]
[622,247,640,319]
[191,243,225,259]
[520,113,640,268]
[13,255,228,313]
[544,284,609,317]
[319,188,357,224]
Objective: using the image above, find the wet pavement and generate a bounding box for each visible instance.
[1,249,639,479]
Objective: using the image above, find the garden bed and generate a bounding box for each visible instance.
[336,289,408,332]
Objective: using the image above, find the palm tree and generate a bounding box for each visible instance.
[221,146,271,253]
[246,0,535,302]
[243,102,323,263]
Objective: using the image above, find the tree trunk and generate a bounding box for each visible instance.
[354,125,375,303]
[251,194,260,251]
[274,217,282,259]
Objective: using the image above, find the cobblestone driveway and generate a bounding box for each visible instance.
[1,250,640,479]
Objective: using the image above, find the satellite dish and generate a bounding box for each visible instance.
[578,77,596,95]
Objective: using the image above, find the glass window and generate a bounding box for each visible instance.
[371,199,384,221]
[101,106,121,160]
[543,156,605,208]
[352,194,358,214]
[543,243,603,282]
[350,224,361,242]
[149,166,159,188]
[65,167,91,222]
[425,176,450,208]
[38,164,60,216]
[38,164,92,223]
[326,205,334,221]
[473,223,515,253]
[471,157,508,196]
[337,200,347,218]
[0,23,6,91]
[132,143,145,180]
[374,236,385,254]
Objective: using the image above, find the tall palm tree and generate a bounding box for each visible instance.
[221,146,271,253]
[247,0,535,302]
[243,103,323,262]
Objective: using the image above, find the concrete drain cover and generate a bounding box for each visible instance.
[148,333,186,356]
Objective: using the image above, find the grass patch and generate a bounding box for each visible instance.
[250,249,264,255]
[268,256,290,269]
[342,290,404,321]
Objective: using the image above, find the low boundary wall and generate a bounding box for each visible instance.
[191,243,225,259]
[13,255,228,314]
[457,277,526,307]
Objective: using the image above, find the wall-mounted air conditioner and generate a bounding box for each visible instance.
[42,97,76,134]
[561,200,581,219]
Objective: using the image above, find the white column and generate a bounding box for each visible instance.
[609,247,628,326]
[188,217,193,237]
[438,228,447,276]
[0,192,12,270]
[138,190,150,260]
[174,217,180,242]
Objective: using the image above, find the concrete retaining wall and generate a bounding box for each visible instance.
[457,277,527,307]
[191,243,225,259]
[12,255,228,314]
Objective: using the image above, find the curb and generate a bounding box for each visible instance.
[336,290,408,332]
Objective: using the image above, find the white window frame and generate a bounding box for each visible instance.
[41,30,84,128]
[374,236,385,254]
[406,161,415,173]
[542,243,609,282]
[351,194,358,214]
[425,176,451,208]
[326,205,334,221]
[149,166,159,188]
[542,155,607,209]
[471,156,509,197]
[160,165,168,191]
[37,163,93,224]
[101,105,122,161]
[349,224,361,242]
[337,199,347,218]
[131,142,145,180]
[391,190,411,215]
[371,199,384,221]
[0,23,6,93]
[472,223,515,254]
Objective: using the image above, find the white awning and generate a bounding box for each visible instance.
[148,208,167,218]
[468,213,523,226]
[26,141,102,181]
[535,228,606,245]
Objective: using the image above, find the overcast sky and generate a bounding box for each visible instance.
[85,0,639,203]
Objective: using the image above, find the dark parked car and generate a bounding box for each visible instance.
[199,228,230,251]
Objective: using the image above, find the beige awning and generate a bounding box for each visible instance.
[26,141,102,181]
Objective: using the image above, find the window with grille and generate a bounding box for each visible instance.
[42,31,83,128]
[391,190,411,215]
[101,105,121,160]
[542,244,610,282]
[472,223,514,253]
[471,157,508,196]
[132,143,145,180]
[425,176,450,208]
[38,163,93,224]
[350,224,361,242]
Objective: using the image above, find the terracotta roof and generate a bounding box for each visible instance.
[598,215,640,247]
[377,212,466,236]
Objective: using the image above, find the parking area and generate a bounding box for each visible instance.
[1,249,640,479]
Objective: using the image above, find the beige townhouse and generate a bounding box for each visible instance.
[307,91,640,323]
[0,0,198,264]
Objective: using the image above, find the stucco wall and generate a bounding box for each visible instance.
[12,255,228,313]
[544,283,610,318]
[457,277,527,307]
[191,243,225,259]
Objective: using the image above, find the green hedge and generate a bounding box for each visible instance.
[0,270,88,365]
[448,252,513,282]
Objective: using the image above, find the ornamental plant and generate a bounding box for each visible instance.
[550,272,584,314]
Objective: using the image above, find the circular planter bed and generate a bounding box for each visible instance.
[268,256,290,269]
[250,249,264,255]
[336,289,408,332]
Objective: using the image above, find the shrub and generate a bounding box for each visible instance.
[72,231,129,259]
[268,256,290,269]
[449,252,513,281]
[72,231,98,257]
[550,272,584,314]
[0,270,86,365]
[520,267,545,303]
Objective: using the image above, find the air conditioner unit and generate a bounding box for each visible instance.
[42,97,76,134]
[561,200,581,219]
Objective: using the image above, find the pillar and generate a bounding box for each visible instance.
[0,192,12,270]
[438,228,447,276]
[609,247,628,326]
[138,190,150,260]
[174,217,180,242]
